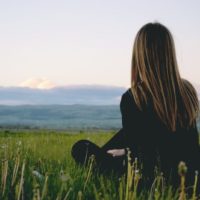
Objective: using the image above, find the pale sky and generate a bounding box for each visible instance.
[0,0,199,89]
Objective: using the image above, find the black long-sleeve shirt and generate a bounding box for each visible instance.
[120,88,200,182]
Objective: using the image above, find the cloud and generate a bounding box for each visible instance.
[19,77,56,89]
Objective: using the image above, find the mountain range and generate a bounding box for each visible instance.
[0,85,127,105]
[0,84,199,105]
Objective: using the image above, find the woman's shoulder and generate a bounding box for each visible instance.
[182,79,197,94]
[122,88,132,99]
[181,79,199,106]
[120,88,141,111]
[120,87,154,115]
[120,88,134,103]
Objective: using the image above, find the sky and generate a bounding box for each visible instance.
[0,0,199,89]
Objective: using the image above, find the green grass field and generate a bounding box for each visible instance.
[0,129,198,200]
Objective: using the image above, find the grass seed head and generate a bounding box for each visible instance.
[178,161,188,176]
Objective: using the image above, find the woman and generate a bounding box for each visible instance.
[71,22,200,187]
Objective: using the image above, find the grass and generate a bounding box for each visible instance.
[0,129,199,199]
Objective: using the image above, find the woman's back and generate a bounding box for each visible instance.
[120,83,200,184]
[123,22,200,184]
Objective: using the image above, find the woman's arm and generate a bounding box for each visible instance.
[101,128,126,151]
[120,89,143,160]
[106,89,142,158]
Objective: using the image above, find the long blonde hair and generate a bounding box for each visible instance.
[131,22,199,132]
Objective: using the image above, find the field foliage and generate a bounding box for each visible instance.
[0,129,199,199]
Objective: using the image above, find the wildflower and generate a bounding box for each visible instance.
[32,170,44,181]
[178,161,187,176]
[60,171,72,182]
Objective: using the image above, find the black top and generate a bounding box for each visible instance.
[120,88,200,182]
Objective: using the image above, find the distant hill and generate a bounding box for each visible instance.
[0,105,199,132]
[0,105,122,130]
[0,85,127,105]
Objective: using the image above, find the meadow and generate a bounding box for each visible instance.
[0,129,199,200]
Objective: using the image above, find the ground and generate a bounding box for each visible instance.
[0,129,197,199]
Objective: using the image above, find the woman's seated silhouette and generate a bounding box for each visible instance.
[71,22,200,188]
